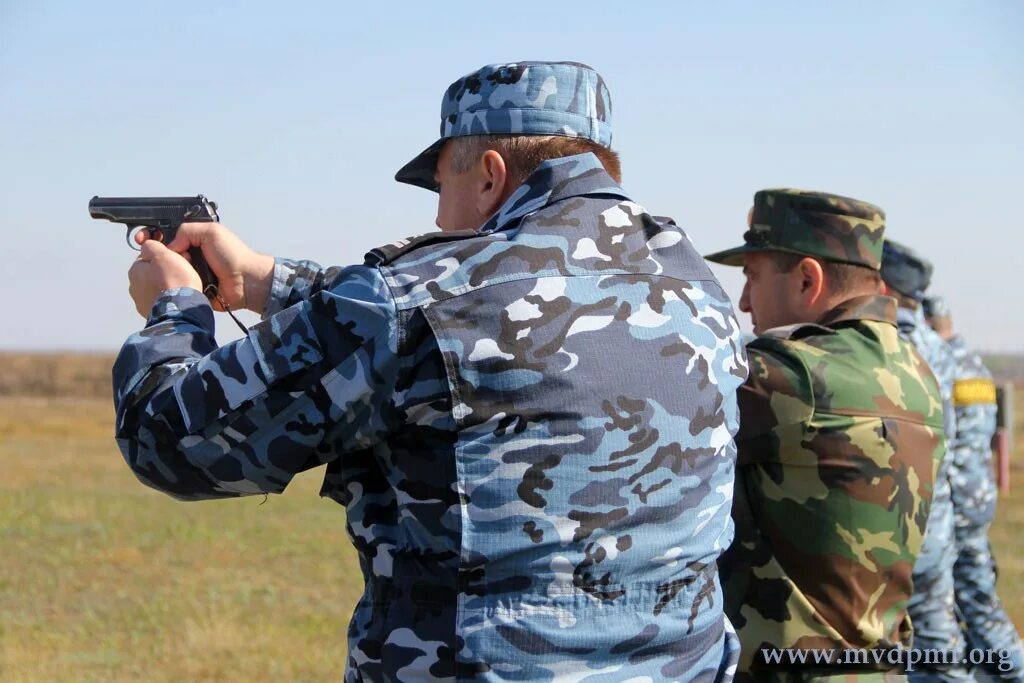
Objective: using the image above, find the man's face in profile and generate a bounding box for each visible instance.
[434,141,486,233]
[738,252,808,335]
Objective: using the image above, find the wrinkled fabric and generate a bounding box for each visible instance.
[114,152,748,682]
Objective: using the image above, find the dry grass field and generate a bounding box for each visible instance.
[0,397,360,682]
[0,353,1022,681]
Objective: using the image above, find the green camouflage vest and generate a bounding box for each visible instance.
[721,294,946,674]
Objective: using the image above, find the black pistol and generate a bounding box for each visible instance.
[89,195,220,295]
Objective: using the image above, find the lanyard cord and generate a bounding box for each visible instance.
[205,284,250,335]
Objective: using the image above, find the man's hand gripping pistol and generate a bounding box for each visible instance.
[89,195,248,332]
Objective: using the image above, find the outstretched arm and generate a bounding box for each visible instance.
[133,221,342,317]
[115,258,398,501]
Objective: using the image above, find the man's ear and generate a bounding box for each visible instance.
[477,149,509,217]
[797,256,825,305]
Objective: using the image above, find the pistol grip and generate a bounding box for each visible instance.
[188,247,219,296]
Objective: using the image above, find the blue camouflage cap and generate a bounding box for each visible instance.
[922,295,951,319]
[881,239,934,301]
[395,61,613,192]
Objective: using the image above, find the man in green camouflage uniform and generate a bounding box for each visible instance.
[925,296,1024,682]
[706,189,947,682]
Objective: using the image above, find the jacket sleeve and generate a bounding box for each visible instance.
[263,257,346,319]
[734,341,813,466]
[951,369,998,455]
[113,264,398,501]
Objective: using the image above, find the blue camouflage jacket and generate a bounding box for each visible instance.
[114,153,748,682]
[946,334,998,526]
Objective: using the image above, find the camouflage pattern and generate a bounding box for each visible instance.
[947,336,999,532]
[945,334,1024,681]
[893,305,967,683]
[881,240,933,303]
[704,189,886,269]
[921,295,951,321]
[718,294,946,678]
[396,61,612,191]
[113,152,749,682]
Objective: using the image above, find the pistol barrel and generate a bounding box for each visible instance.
[88,195,218,223]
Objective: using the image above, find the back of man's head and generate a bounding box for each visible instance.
[769,251,881,300]
[705,189,886,332]
[448,134,621,188]
[396,61,616,193]
[880,239,933,309]
[923,295,954,339]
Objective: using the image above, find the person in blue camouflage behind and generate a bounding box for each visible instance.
[114,61,748,682]
[924,295,1024,682]
[881,240,966,683]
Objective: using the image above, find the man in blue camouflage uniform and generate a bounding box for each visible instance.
[924,296,1024,682]
[115,61,747,681]
[881,240,966,682]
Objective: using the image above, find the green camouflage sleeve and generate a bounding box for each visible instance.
[734,341,813,466]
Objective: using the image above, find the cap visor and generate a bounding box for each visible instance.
[395,139,444,192]
[703,244,765,266]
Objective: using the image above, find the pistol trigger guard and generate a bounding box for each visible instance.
[126,225,142,251]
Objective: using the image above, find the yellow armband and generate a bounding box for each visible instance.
[952,378,996,406]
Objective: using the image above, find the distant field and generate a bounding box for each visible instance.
[0,352,115,399]
[0,355,1022,681]
[0,397,360,681]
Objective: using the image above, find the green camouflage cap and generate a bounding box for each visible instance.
[704,188,886,269]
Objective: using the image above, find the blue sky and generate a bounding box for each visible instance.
[1,1,1021,351]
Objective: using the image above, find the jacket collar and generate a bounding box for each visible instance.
[478,152,630,235]
[818,294,898,327]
